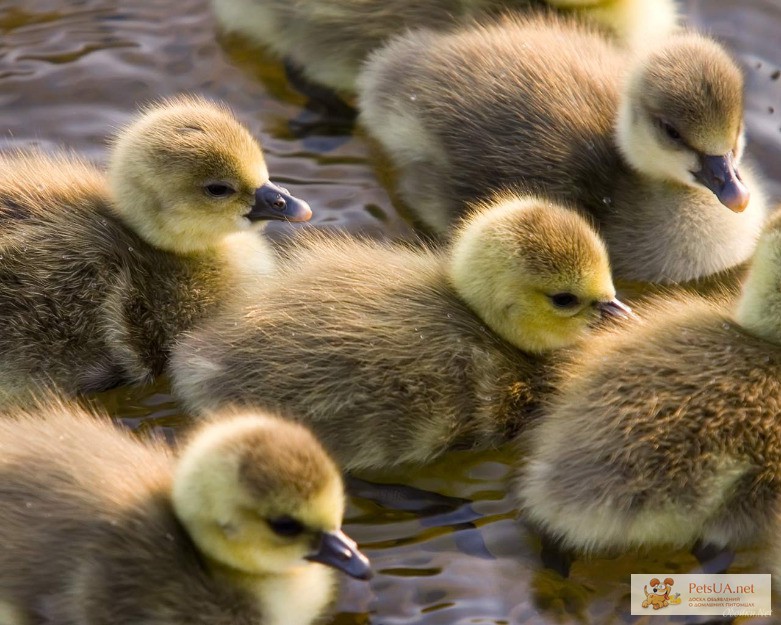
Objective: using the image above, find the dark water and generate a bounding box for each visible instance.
[0,1,779,623]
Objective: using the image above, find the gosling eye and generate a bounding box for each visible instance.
[266,515,306,537]
[203,183,237,199]
[657,118,683,144]
[550,293,581,309]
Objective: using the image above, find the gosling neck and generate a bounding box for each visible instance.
[614,79,659,182]
[201,557,272,619]
[205,555,335,625]
[109,195,229,256]
[734,237,781,346]
[204,553,271,584]
[447,237,526,353]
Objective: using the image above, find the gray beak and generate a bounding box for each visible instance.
[305,529,372,580]
[597,298,634,320]
[693,153,750,213]
[247,181,313,222]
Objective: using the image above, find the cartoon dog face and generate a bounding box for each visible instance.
[647,578,673,596]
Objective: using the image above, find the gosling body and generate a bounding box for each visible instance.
[213,0,677,93]
[0,97,310,404]
[515,215,781,552]
[359,15,766,283]
[0,400,369,625]
[171,196,627,471]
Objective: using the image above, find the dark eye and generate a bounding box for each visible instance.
[204,183,236,198]
[550,293,580,309]
[267,516,305,537]
[659,119,682,142]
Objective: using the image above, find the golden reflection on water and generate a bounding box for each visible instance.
[1,0,780,623]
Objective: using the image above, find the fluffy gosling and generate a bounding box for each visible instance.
[213,0,677,94]
[0,96,311,405]
[514,211,781,553]
[0,400,370,625]
[358,14,766,283]
[170,195,630,471]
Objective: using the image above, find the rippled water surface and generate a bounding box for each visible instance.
[1,1,779,623]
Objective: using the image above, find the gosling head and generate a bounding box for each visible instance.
[449,195,630,354]
[616,33,749,212]
[734,211,781,346]
[109,95,311,254]
[171,411,371,581]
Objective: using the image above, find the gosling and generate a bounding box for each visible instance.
[170,195,630,471]
[0,399,370,625]
[358,15,766,284]
[0,96,311,405]
[213,0,677,94]
[514,210,781,554]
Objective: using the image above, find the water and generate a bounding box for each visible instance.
[0,1,778,623]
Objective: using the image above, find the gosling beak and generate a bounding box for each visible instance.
[305,529,372,580]
[247,181,312,222]
[693,153,750,213]
[597,298,634,320]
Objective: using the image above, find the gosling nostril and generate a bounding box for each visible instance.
[262,188,288,211]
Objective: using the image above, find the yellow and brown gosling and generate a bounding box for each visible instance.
[170,195,630,471]
[0,399,370,625]
[213,0,677,94]
[514,211,781,554]
[358,14,766,284]
[0,95,311,406]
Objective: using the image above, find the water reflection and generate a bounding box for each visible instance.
[0,1,778,623]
